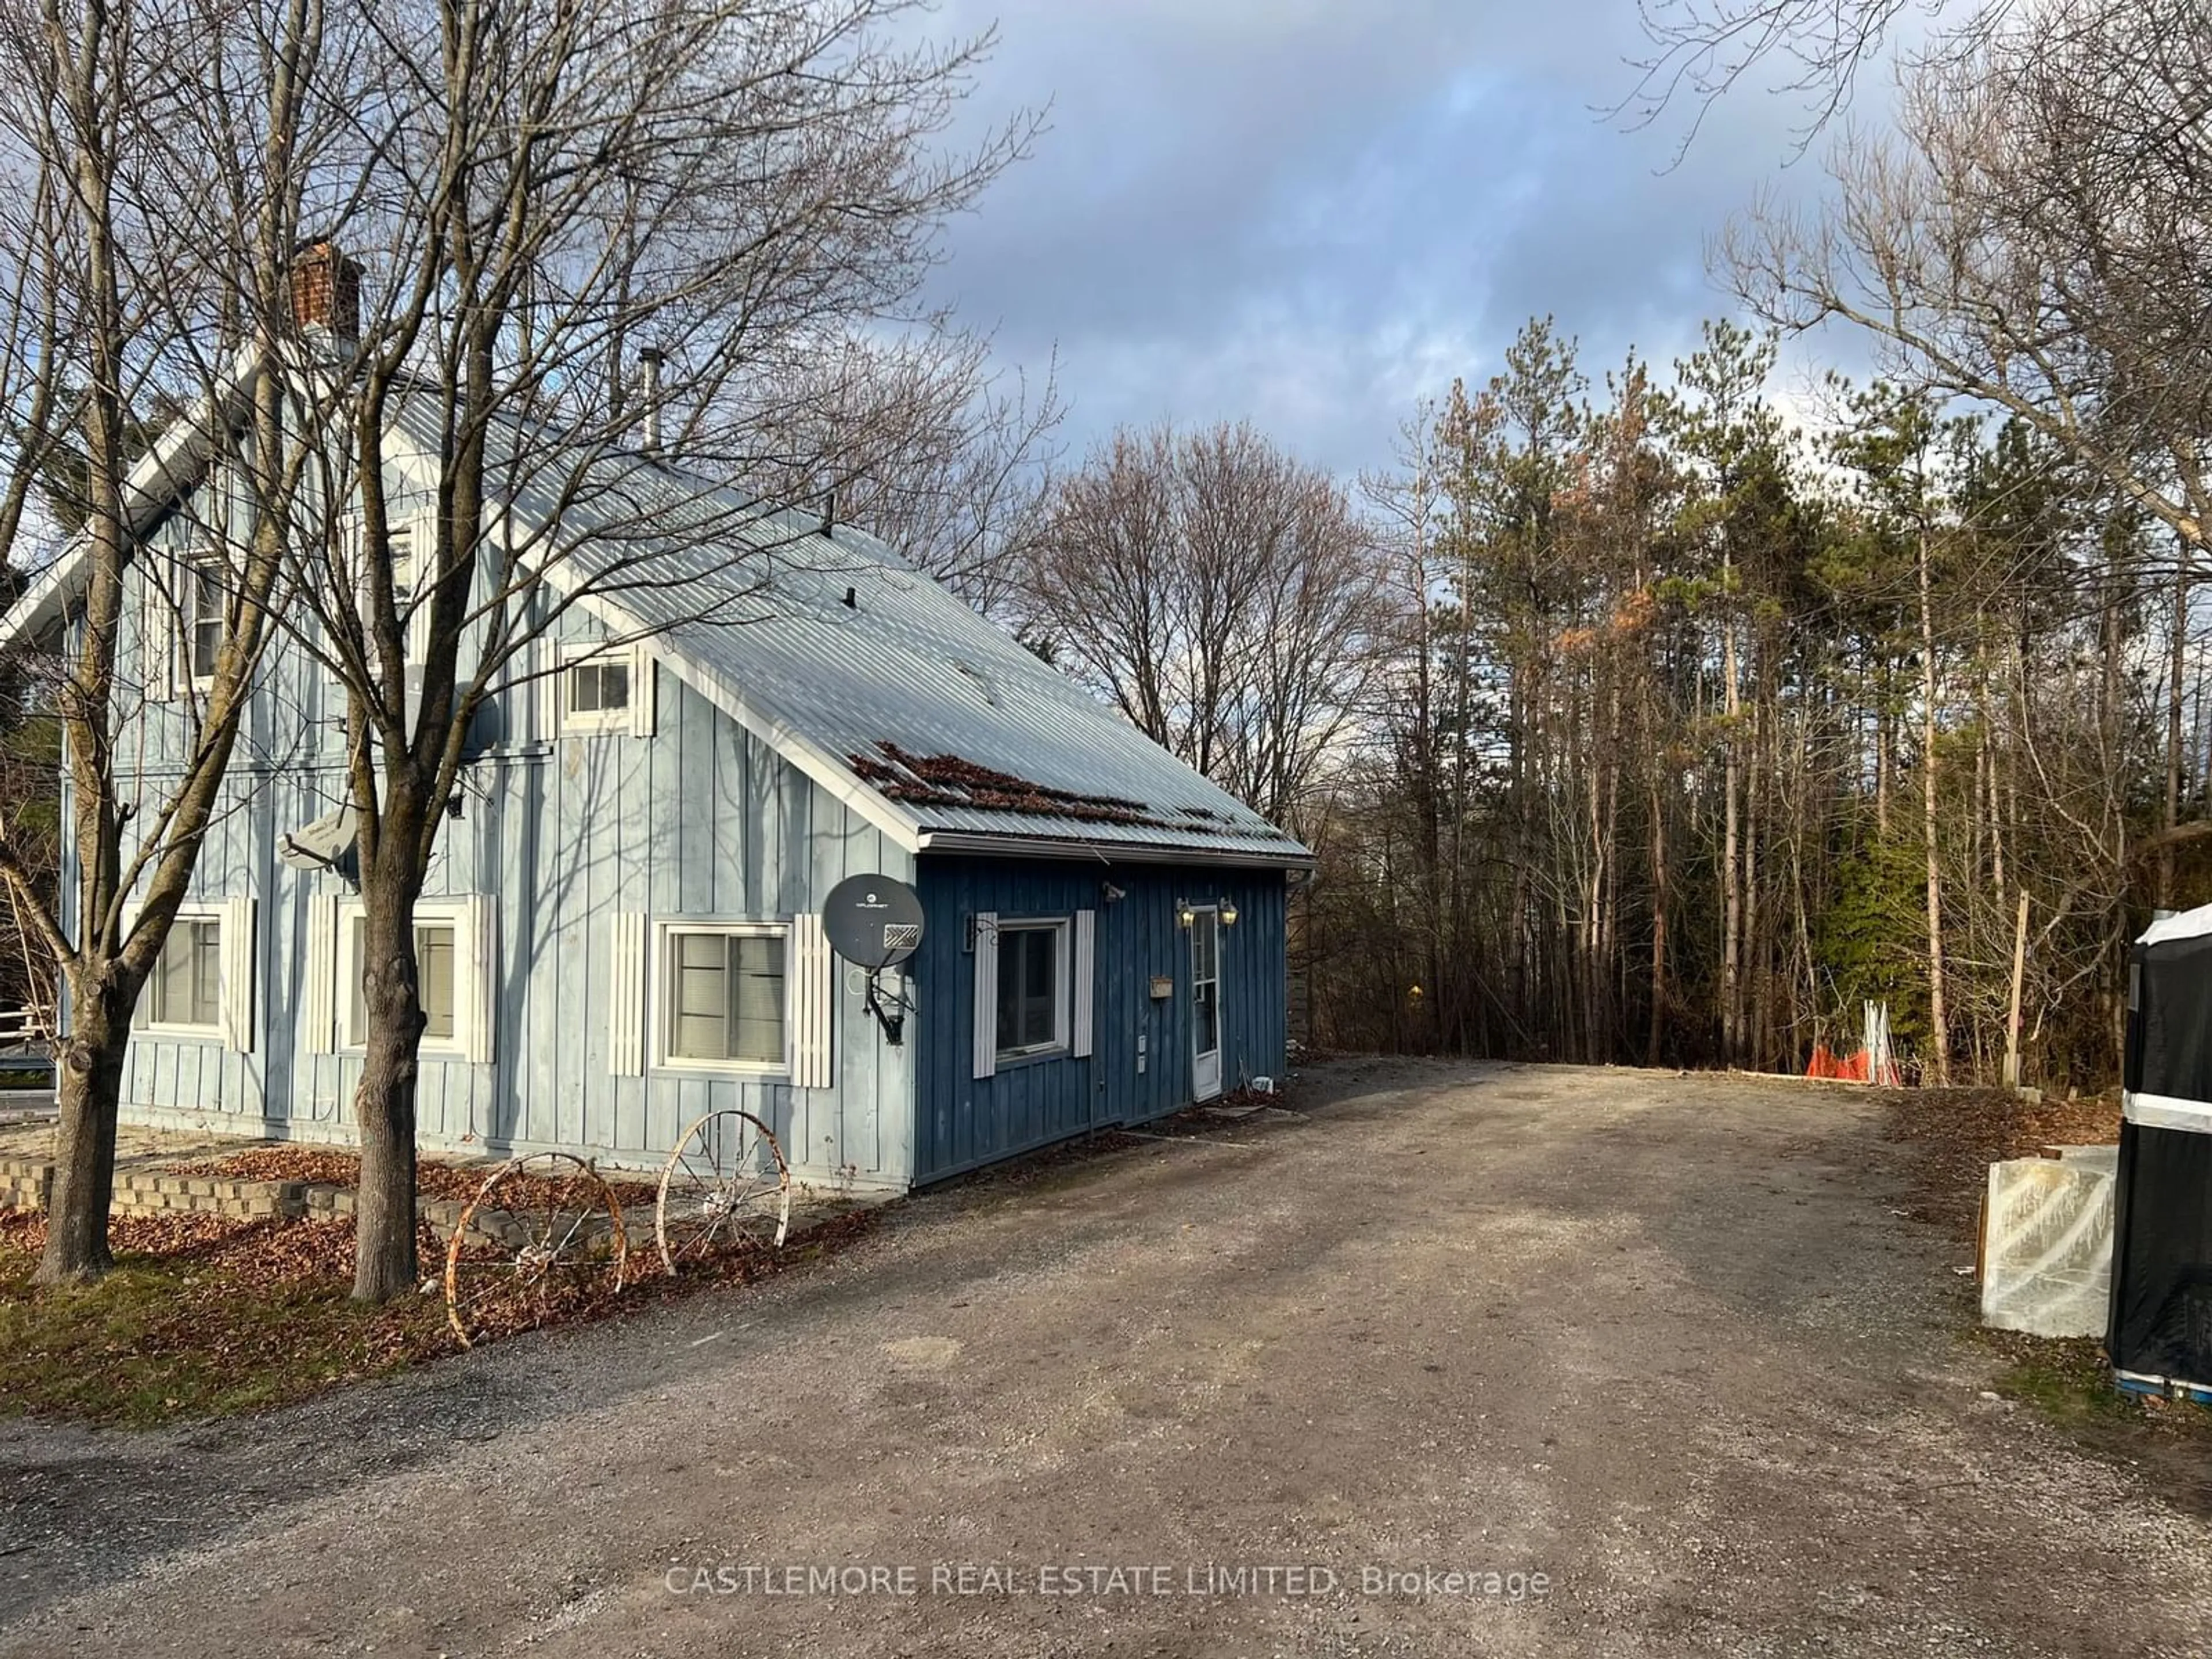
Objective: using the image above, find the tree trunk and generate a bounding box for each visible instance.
[1648,766,1668,1068]
[1744,666,1765,1068]
[1874,691,1889,841]
[1721,601,1742,1065]
[35,978,132,1285]
[2161,535,2189,908]
[1919,524,1950,1087]
[2003,889,2029,1089]
[351,858,428,1301]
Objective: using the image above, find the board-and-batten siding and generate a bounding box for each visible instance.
[522,666,912,1182]
[910,857,1287,1183]
[81,458,1289,1193]
[100,558,915,1182]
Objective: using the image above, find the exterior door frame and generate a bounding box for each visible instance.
[1190,904,1222,1101]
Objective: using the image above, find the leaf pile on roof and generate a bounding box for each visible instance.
[847,741,1280,837]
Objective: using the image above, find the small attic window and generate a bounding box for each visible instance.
[559,643,642,735]
[185,555,224,684]
[387,522,418,588]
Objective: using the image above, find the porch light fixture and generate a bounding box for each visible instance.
[1175,899,1195,929]
[1218,899,1239,927]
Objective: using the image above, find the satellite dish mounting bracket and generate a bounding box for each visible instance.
[862,969,912,1047]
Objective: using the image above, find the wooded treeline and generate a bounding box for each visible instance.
[1022,0,2207,1091]
[1323,323,2198,1086]
[1025,322,2198,1089]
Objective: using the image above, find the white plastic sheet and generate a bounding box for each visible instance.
[1980,1157,2115,1339]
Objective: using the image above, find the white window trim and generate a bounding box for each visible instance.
[557,641,643,735]
[651,918,794,1078]
[142,903,229,1039]
[336,508,436,669]
[336,897,475,1059]
[993,916,1073,1065]
[183,548,225,691]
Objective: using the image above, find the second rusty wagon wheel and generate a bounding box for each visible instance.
[444,1152,629,1348]
[656,1109,791,1274]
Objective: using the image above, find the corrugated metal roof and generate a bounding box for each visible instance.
[0,361,1309,866]
[477,429,1310,866]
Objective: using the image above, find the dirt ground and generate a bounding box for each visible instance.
[2,1058,2209,1658]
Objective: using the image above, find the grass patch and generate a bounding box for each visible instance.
[1971,1326,2212,1517]
[0,1214,451,1428]
[0,1201,881,1430]
[1971,1330,2148,1429]
[0,1068,51,1089]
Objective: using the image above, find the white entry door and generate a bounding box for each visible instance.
[1191,906,1222,1100]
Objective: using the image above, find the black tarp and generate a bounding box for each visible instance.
[2110,924,2212,1390]
[2130,933,2212,1103]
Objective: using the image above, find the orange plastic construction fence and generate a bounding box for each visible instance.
[1805,1045,1872,1082]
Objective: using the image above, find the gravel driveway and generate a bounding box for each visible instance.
[2,1058,2209,1657]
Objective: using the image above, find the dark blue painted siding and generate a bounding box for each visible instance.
[911,856,1287,1182]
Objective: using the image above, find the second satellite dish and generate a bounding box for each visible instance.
[822,875,925,970]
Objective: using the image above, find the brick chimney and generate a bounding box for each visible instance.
[289,241,361,339]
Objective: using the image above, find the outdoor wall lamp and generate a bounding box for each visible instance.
[1175,899,1195,929]
[1218,899,1239,927]
[1101,881,1127,904]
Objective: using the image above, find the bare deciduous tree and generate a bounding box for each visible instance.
[238,0,1039,1300]
[1725,0,2212,555]
[745,331,1063,618]
[0,0,327,1282]
[1620,0,2018,154]
[1025,423,1382,835]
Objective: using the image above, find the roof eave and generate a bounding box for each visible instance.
[0,343,267,647]
[914,827,1314,870]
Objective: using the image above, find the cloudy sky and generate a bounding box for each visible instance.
[919,0,1896,478]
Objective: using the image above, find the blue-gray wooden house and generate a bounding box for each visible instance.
[1,361,1311,1190]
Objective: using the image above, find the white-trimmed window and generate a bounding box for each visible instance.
[657,922,789,1071]
[138,895,256,1051]
[148,911,224,1032]
[335,512,433,668]
[184,555,224,685]
[559,642,642,734]
[387,521,418,591]
[385,520,435,661]
[994,918,1070,1062]
[340,899,476,1057]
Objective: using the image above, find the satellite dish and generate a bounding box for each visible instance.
[822,875,925,970]
[278,806,358,874]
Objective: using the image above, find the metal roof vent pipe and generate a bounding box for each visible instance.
[638,347,664,453]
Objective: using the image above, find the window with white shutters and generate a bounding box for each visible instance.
[334,897,493,1061]
[657,923,790,1073]
[991,918,1071,1065]
[141,898,256,1051]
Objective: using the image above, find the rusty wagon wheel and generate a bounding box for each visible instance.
[655,1109,791,1275]
[444,1152,628,1348]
